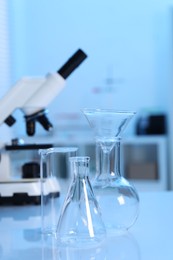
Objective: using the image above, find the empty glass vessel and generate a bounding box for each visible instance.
[82,109,140,234]
[39,147,78,234]
[56,156,106,247]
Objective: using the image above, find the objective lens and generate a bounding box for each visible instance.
[37,114,53,131]
[26,120,35,136]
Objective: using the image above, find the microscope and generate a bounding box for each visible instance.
[0,49,87,204]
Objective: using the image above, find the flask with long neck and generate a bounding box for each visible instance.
[82,109,140,234]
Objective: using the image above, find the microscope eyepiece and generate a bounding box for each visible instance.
[57,49,87,79]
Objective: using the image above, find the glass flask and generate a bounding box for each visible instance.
[56,156,106,247]
[82,109,140,234]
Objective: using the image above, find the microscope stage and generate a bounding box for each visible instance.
[0,177,60,205]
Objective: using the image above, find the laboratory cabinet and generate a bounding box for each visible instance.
[121,136,168,191]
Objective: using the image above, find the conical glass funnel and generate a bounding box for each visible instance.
[56,156,106,247]
[82,109,140,234]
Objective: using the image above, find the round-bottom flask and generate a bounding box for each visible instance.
[56,157,106,247]
[82,109,140,235]
[93,139,139,234]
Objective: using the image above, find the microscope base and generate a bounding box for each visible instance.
[0,178,60,205]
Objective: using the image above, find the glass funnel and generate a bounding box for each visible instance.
[82,109,140,234]
[56,156,106,247]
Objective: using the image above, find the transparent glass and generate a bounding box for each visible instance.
[39,147,78,235]
[56,156,106,247]
[82,109,140,234]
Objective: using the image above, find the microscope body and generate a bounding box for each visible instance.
[0,72,65,204]
[0,73,66,135]
[0,49,87,204]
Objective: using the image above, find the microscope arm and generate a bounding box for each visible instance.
[22,73,65,115]
[0,49,87,136]
[0,77,45,126]
[23,48,87,114]
[22,49,87,135]
[22,73,66,135]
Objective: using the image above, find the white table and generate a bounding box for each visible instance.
[0,191,173,260]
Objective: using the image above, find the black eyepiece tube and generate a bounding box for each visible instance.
[57,49,87,79]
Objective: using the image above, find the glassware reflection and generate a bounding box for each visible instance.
[56,231,140,260]
[105,232,141,260]
[0,226,140,260]
[41,233,59,260]
[57,241,107,260]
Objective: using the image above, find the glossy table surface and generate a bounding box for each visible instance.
[0,191,173,260]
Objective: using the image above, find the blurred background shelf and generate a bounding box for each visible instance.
[33,134,168,192]
[122,136,168,192]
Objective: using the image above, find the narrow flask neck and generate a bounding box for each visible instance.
[96,138,121,179]
[71,158,90,178]
[70,157,90,201]
[73,163,88,200]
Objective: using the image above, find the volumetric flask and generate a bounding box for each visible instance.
[39,147,78,235]
[82,109,140,234]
